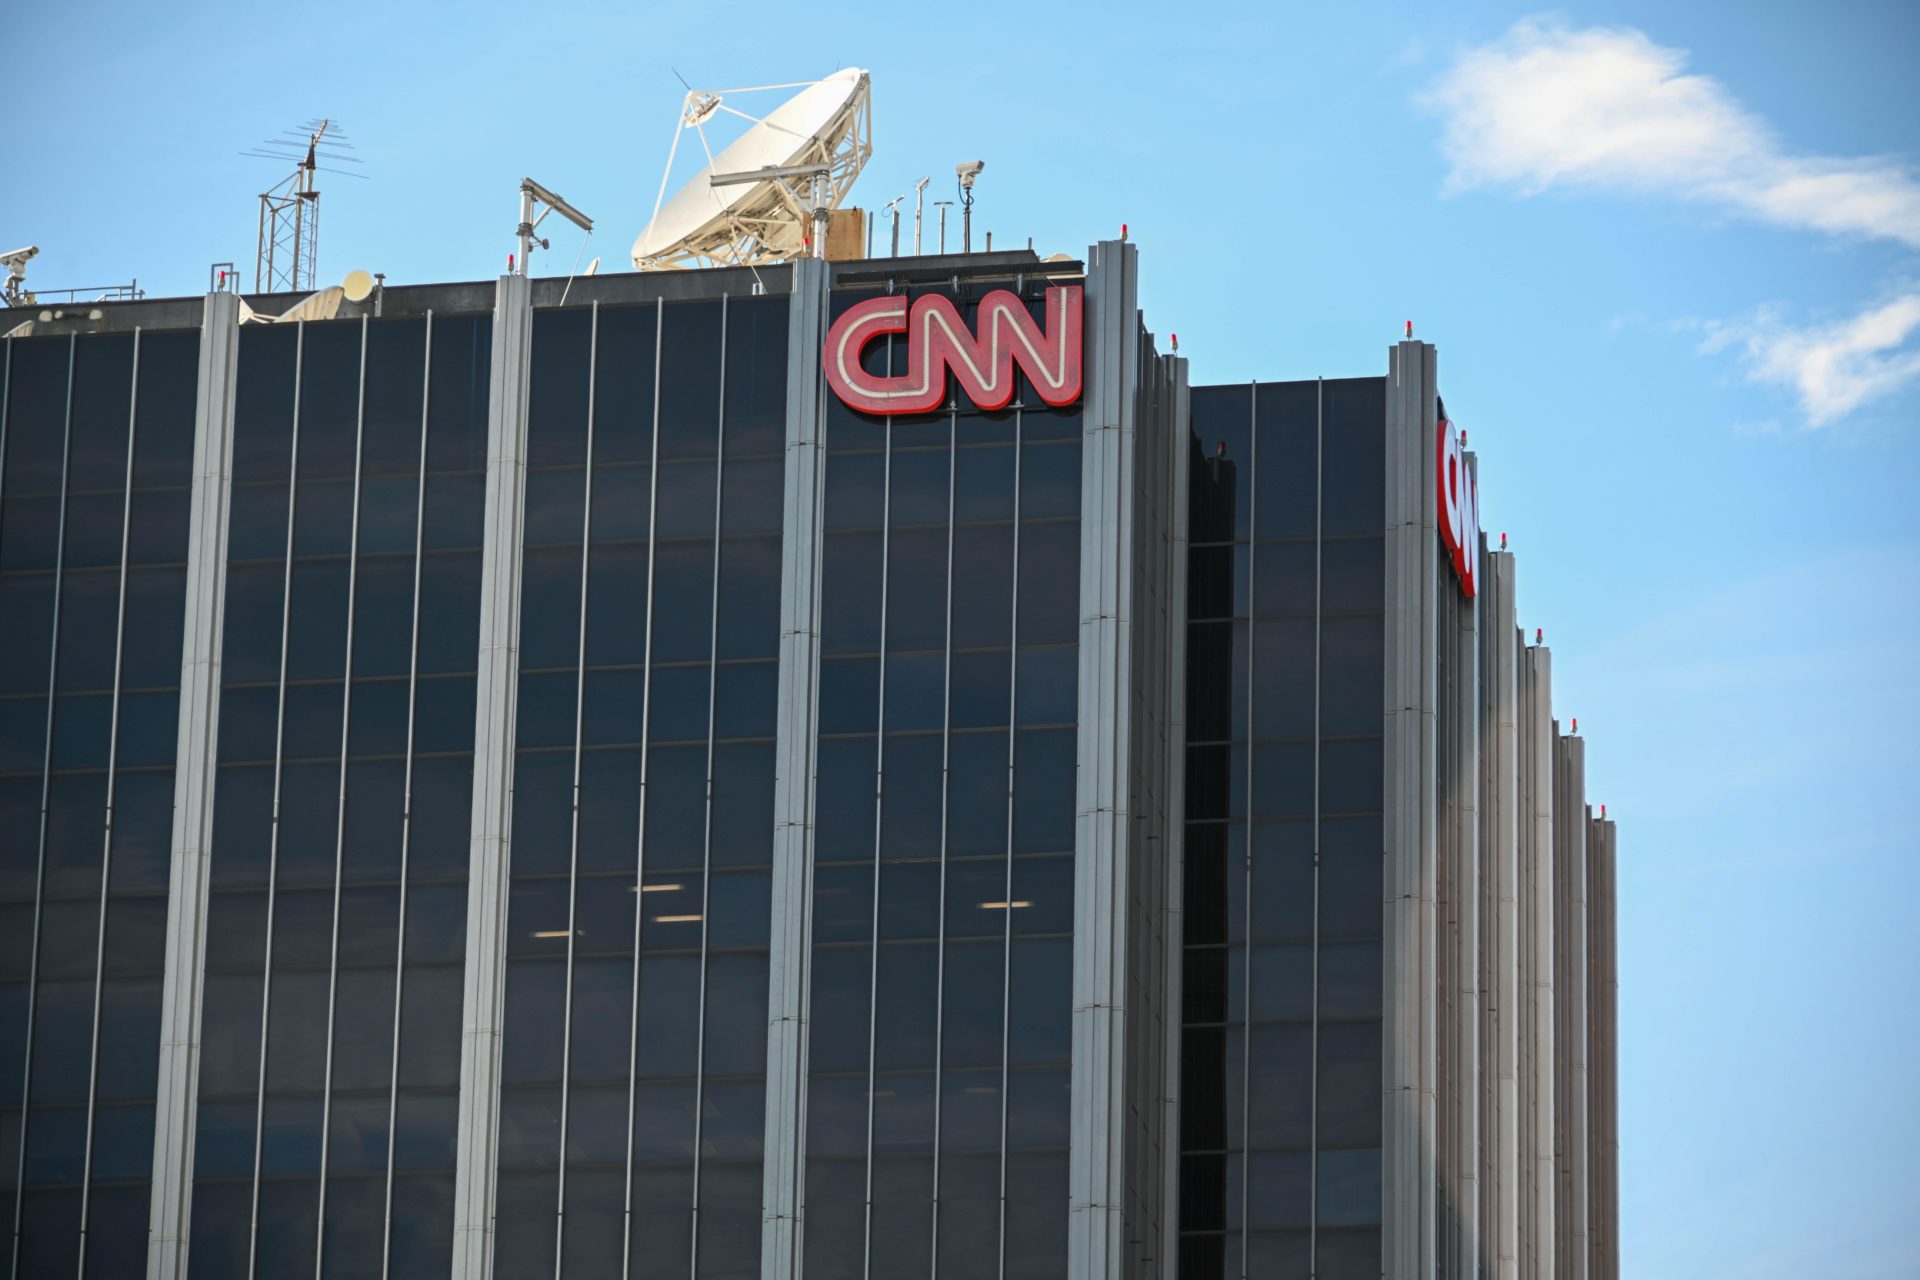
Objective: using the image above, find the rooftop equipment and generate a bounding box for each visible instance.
[632,69,872,271]
[242,118,365,293]
[956,160,983,253]
[2,246,38,307]
[515,178,594,276]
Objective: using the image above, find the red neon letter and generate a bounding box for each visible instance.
[824,285,1083,415]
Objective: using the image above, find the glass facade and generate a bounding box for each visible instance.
[0,261,1618,1280]
[1179,378,1386,1279]
[491,295,786,1280]
[800,286,1080,1280]
[1,328,198,1278]
[187,314,490,1279]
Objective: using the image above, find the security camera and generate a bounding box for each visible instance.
[1,246,37,308]
[955,161,984,189]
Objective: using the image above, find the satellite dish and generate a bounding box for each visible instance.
[342,268,374,302]
[584,257,601,277]
[633,68,872,271]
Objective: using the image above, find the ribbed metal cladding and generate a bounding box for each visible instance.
[451,273,534,1280]
[1157,358,1190,1280]
[1381,340,1438,1280]
[1477,547,1520,1280]
[1516,644,1553,1280]
[148,292,240,1280]
[760,255,828,1280]
[1585,815,1618,1280]
[1064,239,1183,1280]
[1066,238,1140,1278]
[1435,449,1480,1280]
[1121,332,1185,1278]
[1552,733,1588,1280]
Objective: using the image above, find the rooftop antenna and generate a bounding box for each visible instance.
[242,118,365,293]
[956,160,984,253]
[633,69,872,271]
[934,200,954,253]
[883,194,905,257]
[515,178,594,275]
[912,176,930,254]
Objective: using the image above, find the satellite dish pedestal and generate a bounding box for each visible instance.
[709,163,834,260]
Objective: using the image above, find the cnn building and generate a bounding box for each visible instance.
[0,239,1616,1280]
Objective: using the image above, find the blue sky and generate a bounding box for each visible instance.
[8,0,1918,1273]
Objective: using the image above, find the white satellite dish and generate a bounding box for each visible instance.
[342,268,374,302]
[632,68,872,272]
[583,256,601,277]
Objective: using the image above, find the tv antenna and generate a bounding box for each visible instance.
[632,68,872,271]
[241,118,365,293]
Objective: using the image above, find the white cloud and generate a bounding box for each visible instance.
[1425,19,1920,250]
[1701,293,1920,426]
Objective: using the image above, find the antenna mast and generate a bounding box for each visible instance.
[244,118,363,293]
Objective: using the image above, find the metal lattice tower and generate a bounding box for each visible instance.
[244,118,362,294]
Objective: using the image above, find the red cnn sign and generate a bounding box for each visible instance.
[1438,417,1479,598]
[823,285,1083,415]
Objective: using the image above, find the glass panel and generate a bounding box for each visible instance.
[1003,1151,1068,1280]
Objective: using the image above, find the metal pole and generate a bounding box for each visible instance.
[936,202,952,254]
[810,171,830,260]
[517,182,534,275]
[913,177,929,254]
[291,189,304,290]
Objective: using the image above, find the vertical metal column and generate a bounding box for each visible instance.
[8,335,74,1280]
[148,291,242,1280]
[77,329,142,1279]
[244,320,306,1280]
[688,295,725,1276]
[1238,382,1257,1280]
[760,255,830,1280]
[924,405,957,1277]
[1382,340,1438,1280]
[854,334,894,1280]
[451,272,535,1280]
[553,303,599,1278]
[1518,645,1554,1280]
[1452,457,1481,1280]
[380,311,436,1278]
[618,298,666,1280]
[1480,547,1520,1280]
[1309,378,1323,1269]
[1066,237,1139,1279]
[1157,359,1190,1280]
[312,317,372,1277]
[996,408,1021,1279]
